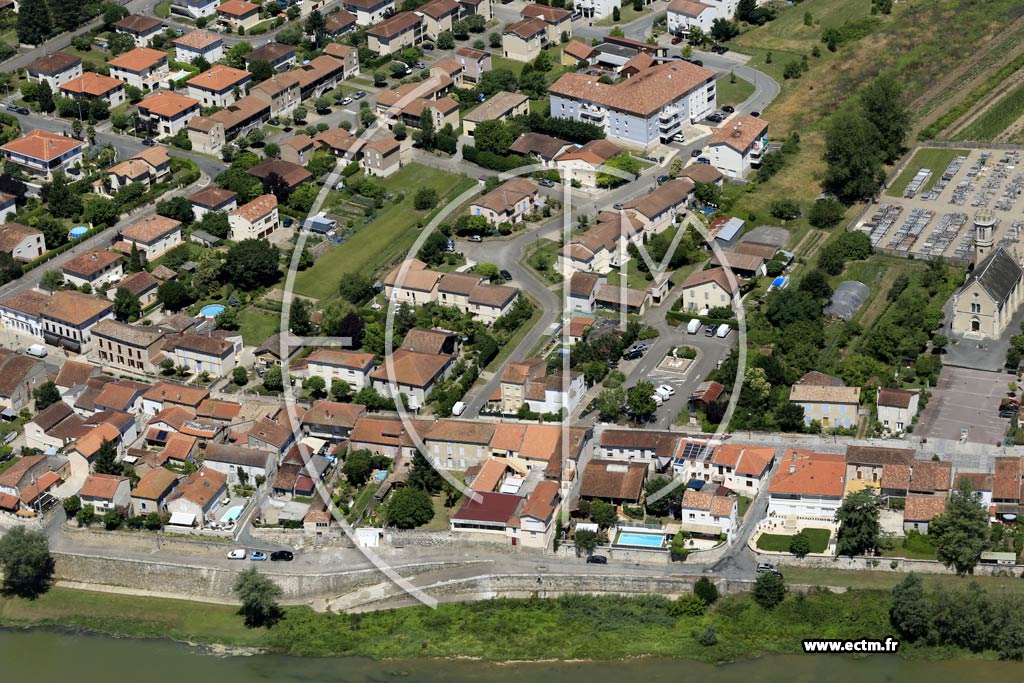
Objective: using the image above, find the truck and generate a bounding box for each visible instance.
[26,344,47,358]
[715,324,731,338]
[686,319,701,334]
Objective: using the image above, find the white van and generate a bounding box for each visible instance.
[716,324,731,338]
[26,344,47,358]
[451,401,466,416]
[686,319,701,334]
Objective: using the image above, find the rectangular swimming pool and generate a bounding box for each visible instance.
[616,532,665,548]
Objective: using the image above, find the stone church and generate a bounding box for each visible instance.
[951,211,1024,339]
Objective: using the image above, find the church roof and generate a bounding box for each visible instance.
[965,246,1022,307]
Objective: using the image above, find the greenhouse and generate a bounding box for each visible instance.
[824,281,870,321]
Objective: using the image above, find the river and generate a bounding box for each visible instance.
[1,629,1022,682]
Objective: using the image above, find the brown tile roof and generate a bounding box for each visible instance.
[418,0,459,17]
[376,75,452,108]
[993,457,1024,501]
[132,466,180,500]
[878,388,918,409]
[167,467,226,507]
[452,490,520,524]
[217,0,259,16]
[302,400,365,429]
[174,29,222,50]
[677,163,724,184]
[168,333,232,357]
[472,177,538,215]
[117,271,160,297]
[349,416,429,448]
[246,42,295,64]
[26,51,81,75]
[247,417,293,451]
[909,460,952,493]
[550,61,714,117]
[520,479,559,521]
[709,251,764,273]
[904,493,947,522]
[42,290,113,326]
[710,115,769,153]
[114,14,162,33]
[622,177,693,218]
[307,349,375,370]
[469,456,507,492]
[108,47,167,73]
[0,223,42,254]
[150,405,195,430]
[326,10,357,32]
[187,64,250,92]
[363,136,400,155]
[94,381,144,411]
[521,4,571,21]
[595,283,648,309]
[954,471,993,493]
[690,380,725,403]
[62,248,121,279]
[712,444,774,477]
[563,39,596,61]
[668,0,712,15]
[139,91,199,119]
[143,381,209,407]
[54,359,95,389]
[246,158,312,187]
[31,400,75,432]
[312,127,355,153]
[400,328,455,355]
[282,133,314,152]
[69,423,121,460]
[519,423,564,462]
[556,139,622,166]
[122,214,181,244]
[579,459,647,502]
[881,463,911,491]
[384,259,441,292]
[844,445,916,467]
[509,132,569,160]
[465,91,528,124]
[455,46,487,59]
[2,129,82,162]
[0,289,49,319]
[0,455,45,488]
[79,473,127,500]
[437,271,483,296]
[196,399,242,421]
[367,11,422,38]
[189,186,237,208]
[504,17,548,40]
[501,357,545,384]
[769,449,845,497]
[230,194,278,223]
[58,73,125,97]
[425,419,494,444]
[790,384,861,404]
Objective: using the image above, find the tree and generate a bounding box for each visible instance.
[859,74,910,164]
[303,375,327,399]
[612,6,620,20]
[711,18,739,41]
[224,239,281,291]
[931,581,993,652]
[157,280,194,312]
[232,366,248,386]
[408,452,444,493]
[789,531,811,557]
[126,243,145,274]
[247,59,275,83]
[289,296,313,336]
[262,365,283,392]
[929,477,990,575]
[76,504,95,526]
[822,106,885,204]
[113,287,142,322]
[156,195,194,224]
[437,30,454,49]
[413,187,439,211]
[92,439,122,476]
[108,32,136,56]
[0,527,52,597]
[798,269,832,300]
[197,210,230,240]
[595,387,625,421]
[808,197,846,228]
[304,8,327,41]
[834,488,881,556]
[82,196,118,228]
[36,81,54,114]
[574,528,597,555]
[45,173,82,219]
[342,449,373,487]
[589,500,618,528]
[331,379,352,403]
[386,487,435,528]
[62,494,81,518]
[889,574,930,641]
[34,381,60,411]
[644,476,681,517]
[752,572,786,609]
[694,577,719,605]
[338,272,374,305]
[17,0,52,44]
[626,381,658,420]
[232,567,282,627]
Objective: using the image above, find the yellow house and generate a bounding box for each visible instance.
[680,266,735,312]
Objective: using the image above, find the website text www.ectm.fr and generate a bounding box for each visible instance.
[802,638,900,654]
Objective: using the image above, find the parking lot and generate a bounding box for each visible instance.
[915,366,1012,445]
[858,147,1024,262]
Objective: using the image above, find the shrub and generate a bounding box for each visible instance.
[697,625,718,646]
[693,577,719,605]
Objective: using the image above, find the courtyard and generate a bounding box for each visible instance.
[915,365,1013,444]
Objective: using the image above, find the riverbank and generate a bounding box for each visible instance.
[0,585,991,662]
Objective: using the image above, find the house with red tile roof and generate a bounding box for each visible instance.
[228,194,279,242]
[0,129,83,180]
[165,467,226,525]
[370,348,455,410]
[0,223,44,263]
[306,350,376,390]
[667,0,716,38]
[58,73,127,106]
[108,47,169,91]
[680,266,736,312]
[709,115,769,179]
[138,91,200,137]
[767,449,846,519]
[79,473,131,511]
[680,488,738,537]
[173,29,224,64]
[469,177,540,224]
[120,214,182,261]
[216,0,260,30]
[186,65,251,108]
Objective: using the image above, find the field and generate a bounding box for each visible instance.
[716,75,755,108]
[958,81,1024,142]
[290,164,474,300]
[886,148,967,197]
[756,528,831,553]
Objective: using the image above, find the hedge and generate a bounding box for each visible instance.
[462,145,529,172]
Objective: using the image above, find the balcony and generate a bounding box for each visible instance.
[580,109,605,122]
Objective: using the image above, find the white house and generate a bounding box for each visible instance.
[667,0,716,36]
[78,473,131,512]
[766,449,846,519]
[120,215,182,261]
[228,194,279,242]
[876,388,920,435]
[306,350,376,391]
[173,29,224,64]
[165,467,226,526]
[202,443,275,485]
[709,115,769,179]
[679,488,737,538]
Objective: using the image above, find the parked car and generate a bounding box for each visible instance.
[613,202,624,209]
[538,178,554,187]
[756,562,777,574]
[353,90,366,99]
[341,96,353,105]
[250,551,268,561]
[657,175,669,184]
[587,555,608,564]
[270,550,294,561]
[711,45,729,54]
[500,269,513,280]
[623,347,644,361]
[227,549,246,560]
[672,133,685,143]
[750,111,761,117]
[6,104,27,115]
[697,157,711,164]
[722,105,735,113]
[657,384,676,398]
[141,137,156,146]
[468,235,483,242]
[691,149,702,157]
[671,35,682,44]
[414,61,425,69]
[704,325,715,337]
[707,113,724,123]
[422,42,434,50]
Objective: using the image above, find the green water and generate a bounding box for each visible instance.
[1,629,1022,682]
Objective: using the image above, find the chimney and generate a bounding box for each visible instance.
[789,464,796,474]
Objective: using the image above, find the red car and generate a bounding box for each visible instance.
[671,35,683,44]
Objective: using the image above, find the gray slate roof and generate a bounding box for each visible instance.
[966,246,1022,308]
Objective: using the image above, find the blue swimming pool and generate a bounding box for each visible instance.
[222,505,243,523]
[374,470,388,481]
[69,226,89,239]
[616,531,666,548]
[199,304,226,318]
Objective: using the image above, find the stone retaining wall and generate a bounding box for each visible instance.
[749,549,1024,577]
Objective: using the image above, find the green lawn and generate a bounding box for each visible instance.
[606,260,654,290]
[736,495,752,518]
[886,147,968,197]
[237,309,280,346]
[595,3,651,26]
[756,528,830,553]
[291,164,473,300]
[879,533,939,561]
[420,493,455,530]
[154,0,171,17]
[484,298,544,372]
[522,237,562,285]
[64,47,111,71]
[716,75,755,108]
[731,0,870,54]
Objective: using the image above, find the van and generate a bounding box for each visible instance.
[716,324,731,338]
[26,344,47,358]
[451,401,466,416]
[651,393,663,406]
[686,319,701,334]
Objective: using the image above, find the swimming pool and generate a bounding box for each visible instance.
[616,531,666,548]
[222,505,243,523]
[199,304,226,318]
[69,226,89,239]
[373,470,388,481]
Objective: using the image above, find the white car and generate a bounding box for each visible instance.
[341,97,353,105]
[227,548,246,560]
[657,384,676,398]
